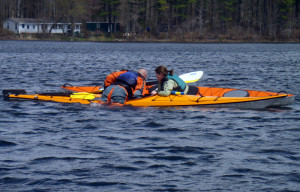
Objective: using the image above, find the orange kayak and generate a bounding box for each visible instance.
[60,84,294,108]
[3,85,294,109]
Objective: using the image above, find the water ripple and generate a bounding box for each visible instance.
[0,140,17,147]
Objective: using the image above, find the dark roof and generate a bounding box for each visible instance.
[6,18,82,24]
[8,18,44,23]
[86,22,120,23]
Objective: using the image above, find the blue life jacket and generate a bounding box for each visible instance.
[115,71,139,99]
[163,74,186,92]
[116,71,138,87]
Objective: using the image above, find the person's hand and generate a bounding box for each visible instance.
[151,90,157,96]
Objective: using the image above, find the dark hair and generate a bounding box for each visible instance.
[155,66,173,76]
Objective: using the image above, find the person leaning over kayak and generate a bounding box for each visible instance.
[99,69,148,104]
[151,66,189,96]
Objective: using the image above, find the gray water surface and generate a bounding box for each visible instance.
[0,41,299,192]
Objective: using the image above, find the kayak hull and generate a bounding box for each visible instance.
[270,95,295,107]
[3,90,290,109]
[125,94,288,109]
[61,85,295,107]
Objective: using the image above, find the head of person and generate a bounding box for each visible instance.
[155,66,173,82]
[138,69,147,80]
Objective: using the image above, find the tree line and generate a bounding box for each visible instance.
[1,0,299,41]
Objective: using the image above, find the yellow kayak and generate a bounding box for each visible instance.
[61,85,295,108]
[3,88,293,109]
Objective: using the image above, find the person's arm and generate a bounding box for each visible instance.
[133,76,146,98]
[157,80,175,97]
[151,84,160,96]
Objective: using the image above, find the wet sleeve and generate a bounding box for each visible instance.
[157,80,175,97]
[133,76,146,98]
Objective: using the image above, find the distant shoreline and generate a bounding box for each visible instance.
[0,31,299,43]
[1,37,299,43]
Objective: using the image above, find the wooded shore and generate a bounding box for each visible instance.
[1,29,299,43]
[1,1,299,43]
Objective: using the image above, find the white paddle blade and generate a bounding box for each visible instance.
[179,71,203,83]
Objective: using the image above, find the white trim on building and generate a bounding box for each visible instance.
[3,18,81,34]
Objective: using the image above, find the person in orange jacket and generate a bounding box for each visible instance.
[99,69,148,104]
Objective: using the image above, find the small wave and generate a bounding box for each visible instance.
[101,164,140,171]
[137,136,165,142]
[166,146,205,154]
[189,115,206,119]
[114,166,140,171]
[0,176,30,184]
[198,154,220,163]
[257,149,297,156]
[181,161,197,166]
[150,155,189,161]
[75,118,94,123]
[157,127,184,132]
[126,147,155,153]
[220,174,245,179]
[232,168,259,174]
[147,164,168,169]
[77,181,123,187]
[145,121,164,127]
[287,172,300,183]
[30,156,81,164]
[27,178,72,185]
[0,140,17,147]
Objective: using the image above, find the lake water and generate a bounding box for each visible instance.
[0,41,299,191]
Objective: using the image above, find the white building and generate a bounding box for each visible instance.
[3,18,81,34]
